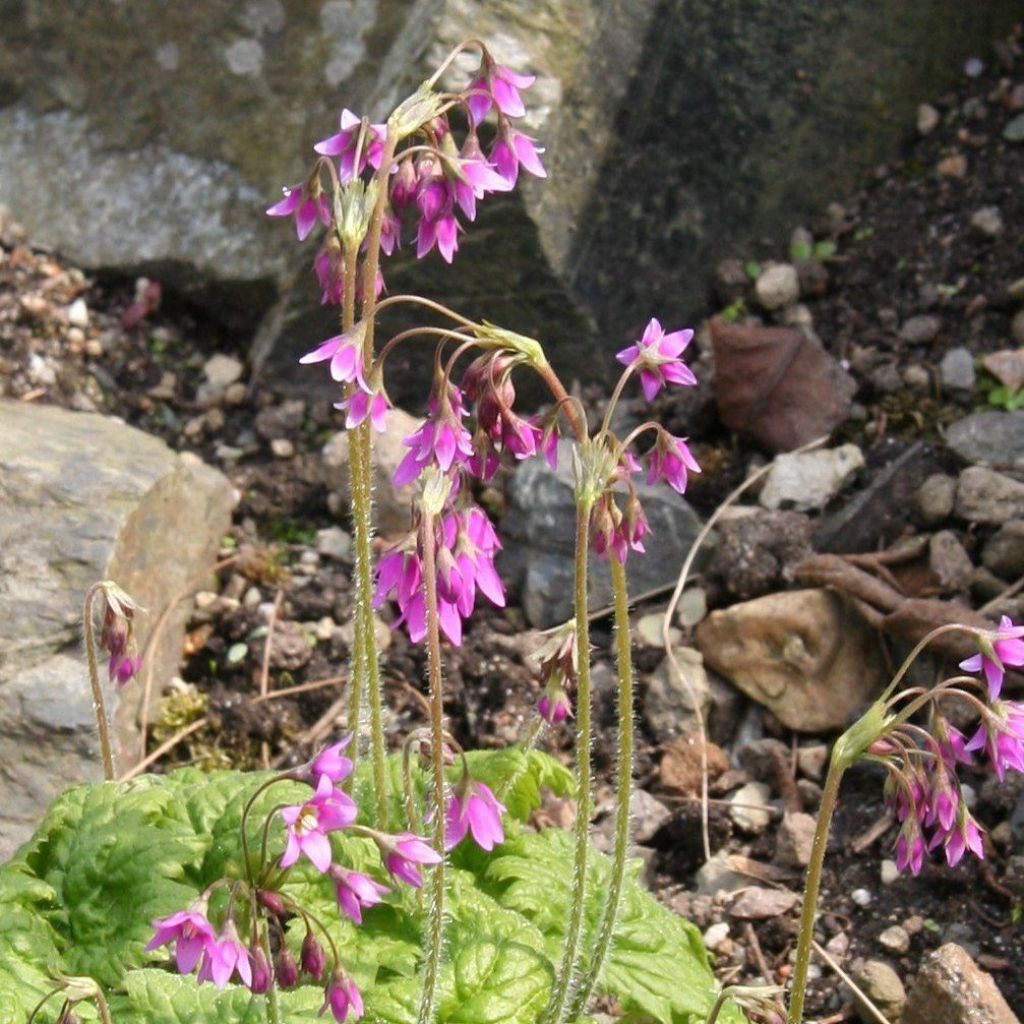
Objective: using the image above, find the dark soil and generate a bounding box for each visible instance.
[2,22,1023,1021]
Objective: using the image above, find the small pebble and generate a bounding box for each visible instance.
[917,103,940,136]
[67,297,90,328]
[851,888,873,907]
[970,206,1004,238]
[243,586,262,609]
[878,924,911,955]
[880,860,900,885]
[271,438,294,458]
[703,922,731,952]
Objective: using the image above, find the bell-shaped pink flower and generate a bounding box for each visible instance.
[267,183,330,241]
[146,904,216,975]
[445,778,507,852]
[197,920,252,990]
[647,431,701,495]
[965,700,1024,781]
[299,328,367,386]
[329,864,389,925]
[335,385,391,433]
[466,64,536,125]
[375,831,442,888]
[322,970,364,1023]
[490,128,546,186]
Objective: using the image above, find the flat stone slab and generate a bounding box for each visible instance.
[0,401,235,860]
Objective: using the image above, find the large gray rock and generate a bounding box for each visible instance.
[500,441,706,628]
[0,401,235,860]
[946,411,1024,470]
[903,944,1019,1024]
[2,2,1018,390]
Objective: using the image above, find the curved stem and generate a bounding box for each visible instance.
[94,991,114,1024]
[879,623,980,704]
[786,746,849,1024]
[595,364,638,444]
[416,508,447,1024]
[240,776,294,886]
[258,921,281,1024]
[570,556,634,1019]
[534,362,587,441]
[257,802,292,885]
[373,325,475,378]
[373,294,478,327]
[83,583,115,780]
[543,497,594,1024]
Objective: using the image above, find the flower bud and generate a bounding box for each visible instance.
[301,929,328,981]
[275,946,299,989]
[256,888,287,917]
[249,945,272,994]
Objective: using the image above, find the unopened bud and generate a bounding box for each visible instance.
[256,889,287,917]
[249,946,272,994]
[301,929,327,981]
[276,946,299,989]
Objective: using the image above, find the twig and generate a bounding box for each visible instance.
[662,434,829,863]
[811,939,892,1024]
[258,590,284,769]
[978,573,1024,615]
[118,717,208,782]
[743,922,773,986]
[850,812,894,854]
[253,674,346,704]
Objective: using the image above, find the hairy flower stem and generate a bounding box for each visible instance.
[570,556,634,1019]
[544,497,594,1024]
[83,583,115,780]
[417,508,447,1024]
[787,742,852,1024]
[260,924,281,1024]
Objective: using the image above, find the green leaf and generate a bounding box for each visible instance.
[110,969,323,1024]
[439,933,553,1024]
[486,830,742,1024]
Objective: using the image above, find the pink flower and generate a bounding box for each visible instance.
[335,385,391,433]
[591,490,649,564]
[146,905,216,974]
[299,328,366,385]
[393,385,474,486]
[322,970,364,1023]
[538,686,572,726]
[490,128,546,187]
[929,805,985,868]
[376,832,442,888]
[267,184,330,241]
[374,547,426,642]
[312,738,354,785]
[453,137,512,221]
[276,946,300,989]
[313,250,384,307]
[616,318,697,402]
[894,815,926,875]
[965,701,1024,781]
[314,109,386,182]
[446,779,507,852]
[959,616,1024,699]
[280,774,357,873]
[329,865,389,925]
[466,64,537,125]
[647,432,701,495]
[197,921,252,990]
[99,586,142,687]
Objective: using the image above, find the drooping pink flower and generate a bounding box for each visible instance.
[146,905,216,974]
[329,865,389,925]
[267,184,330,241]
[197,921,252,990]
[335,385,391,433]
[591,490,649,565]
[929,805,985,868]
[538,686,572,726]
[313,249,385,307]
[314,109,386,182]
[964,701,1024,781]
[276,946,300,989]
[894,814,927,875]
[99,585,142,687]
[446,779,507,852]
[322,970,364,1023]
[375,832,442,888]
[299,328,367,386]
[453,136,513,221]
[959,616,1024,700]
[490,128,546,187]
[616,318,697,402]
[393,384,474,486]
[647,432,701,495]
[280,774,357,873]
[466,64,537,125]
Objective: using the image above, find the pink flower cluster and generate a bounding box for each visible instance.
[880,618,1024,875]
[374,505,504,647]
